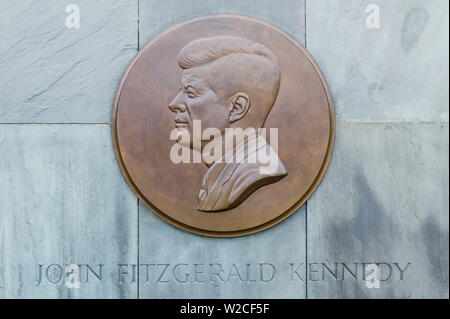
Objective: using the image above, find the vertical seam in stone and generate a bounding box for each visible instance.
[137,0,140,50]
[137,0,140,300]
[305,202,308,299]
[304,0,307,48]
[137,198,140,299]
[304,0,308,300]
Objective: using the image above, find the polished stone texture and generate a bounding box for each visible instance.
[0,0,448,298]
[307,123,449,298]
[0,125,137,298]
[139,203,306,299]
[306,0,449,122]
[139,0,306,48]
[0,0,137,123]
[303,0,449,298]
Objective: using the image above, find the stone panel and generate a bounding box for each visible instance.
[0,0,137,123]
[139,203,306,299]
[0,125,138,298]
[139,0,305,48]
[306,0,449,122]
[307,123,449,298]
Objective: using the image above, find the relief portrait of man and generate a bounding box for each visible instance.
[168,36,288,212]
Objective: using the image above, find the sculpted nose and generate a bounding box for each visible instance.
[168,98,187,113]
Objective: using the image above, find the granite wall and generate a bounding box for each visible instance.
[0,0,448,298]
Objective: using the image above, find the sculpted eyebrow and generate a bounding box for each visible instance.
[187,85,199,92]
[183,83,200,94]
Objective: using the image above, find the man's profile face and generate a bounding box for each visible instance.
[168,63,230,150]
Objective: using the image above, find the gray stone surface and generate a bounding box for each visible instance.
[138,203,306,299]
[139,0,306,48]
[306,0,449,122]
[0,0,448,299]
[0,125,138,298]
[0,0,137,123]
[307,123,449,298]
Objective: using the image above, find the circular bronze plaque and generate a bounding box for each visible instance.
[112,14,335,237]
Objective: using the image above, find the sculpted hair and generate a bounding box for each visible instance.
[178,36,279,73]
[178,36,281,126]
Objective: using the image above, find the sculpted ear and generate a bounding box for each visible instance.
[229,92,250,123]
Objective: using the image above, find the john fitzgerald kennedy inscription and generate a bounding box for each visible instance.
[34,262,411,287]
[112,14,335,236]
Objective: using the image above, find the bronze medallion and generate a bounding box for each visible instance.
[112,14,335,237]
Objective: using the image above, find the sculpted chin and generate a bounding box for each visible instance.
[168,36,287,212]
